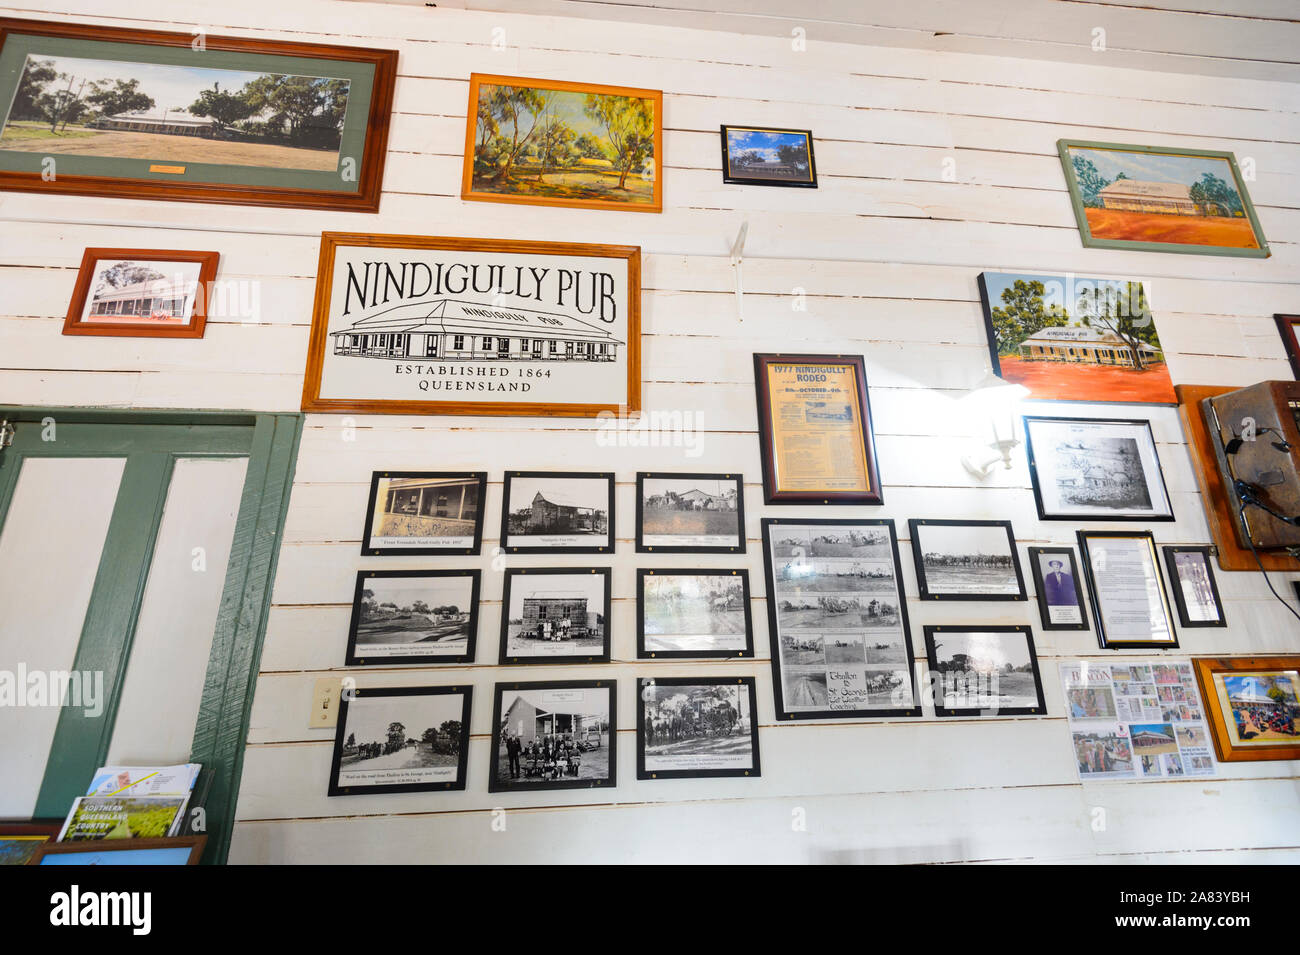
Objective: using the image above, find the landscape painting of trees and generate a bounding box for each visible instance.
[463,73,662,212]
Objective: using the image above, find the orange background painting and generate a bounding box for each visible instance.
[1000,355,1176,404]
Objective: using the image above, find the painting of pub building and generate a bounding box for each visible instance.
[330,299,621,362]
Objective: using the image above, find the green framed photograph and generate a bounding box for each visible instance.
[0,18,397,211]
[1057,139,1269,258]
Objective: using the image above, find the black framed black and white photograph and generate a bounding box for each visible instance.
[346,570,481,665]
[908,520,1027,601]
[1024,416,1174,522]
[635,472,745,553]
[328,686,472,796]
[1027,546,1090,631]
[720,125,817,187]
[500,471,615,554]
[1163,545,1227,628]
[637,677,760,779]
[1077,530,1179,649]
[761,518,921,721]
[489,680,616,793]
[637,569,753,658]
[922,625,1047,717]
[361,471,487,555]
[498,567,612,665]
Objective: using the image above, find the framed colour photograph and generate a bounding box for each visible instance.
[1024,416,1174,522]
[499,567,611,665]
[361,471,486,555]
[720,125,816,188]
[345,569,480,666]
[761,518,921,720]
[637,677,760,779]
[500,471,614,554]
[922,625,1046,717]
[908,519,1027,601]
[1027,546,1089,631]
[1193,657,1300,761]
[1076,530,1179,649]
[328,685,472,796]
[1274,314,1300,380]
[753,353,882,505]
[1162,546,1227,628]
[0,18,396,211]
[31,835,206,866]
[62,248,218,338]
[637,569,753,659]
[635,472,745,553]
[489,679,616,793]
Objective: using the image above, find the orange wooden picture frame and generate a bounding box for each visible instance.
[63,247,220,339]
[1193,657,1300,762]
[462,73,663,214]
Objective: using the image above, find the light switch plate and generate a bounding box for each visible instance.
[310,676,344,729]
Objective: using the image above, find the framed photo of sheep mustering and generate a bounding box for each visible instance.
[362,471,486,555]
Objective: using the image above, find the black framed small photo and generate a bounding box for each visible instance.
[361,471,487,555]
[908,519,1027,601]
[922,625,1047,717]
[345,570,480,666]
[499,567,612,665]
[720,125,816,187]
[637,677,760,779]
[489,680,616,793]
[1077,530,1179,649]
[637,569,753,658]
[328,685,472,796]
[1027,546,1090,631]
[1163,545,1227,628]
[500,471,615,554]
[635,472,745,553]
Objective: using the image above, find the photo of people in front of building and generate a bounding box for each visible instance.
[492,685,613,791]
[639,680,758,777]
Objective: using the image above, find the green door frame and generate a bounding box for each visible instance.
[0,407,301,864]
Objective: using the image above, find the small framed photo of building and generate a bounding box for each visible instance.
[908,520,1027,601]
[1027,546,1089,631]
[1024,416,1174,522]
[499,567,611,665]
[362,471,486,555]
[63,248,218,338]
[345,570,480,666]
[637,569,753,659]
[638,677,760,779]
[1193,657,1300,762]
[720,125,816,188]
[1162,546,1227,628]
[922,625,1046,717]
[489,680,616,793]
[1077,530,1179,649]
[328,685,473,796]
[635,472,745,553]
[500,471,615,554]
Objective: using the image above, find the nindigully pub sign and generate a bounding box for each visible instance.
[303,234,642,417]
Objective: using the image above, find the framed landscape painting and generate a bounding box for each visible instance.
[0,18,396,211]
[63,247,217,338]
[1193,657,1300,762]
[463,73,662,213]
[1057,140,1268,258]
[720,125,816,188]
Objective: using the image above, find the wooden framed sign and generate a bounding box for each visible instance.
[752,353,882,504]
[0,18,396,212]
[303,233,641,417]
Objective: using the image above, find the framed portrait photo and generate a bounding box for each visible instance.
[0,18,396,211]
[345,570,480,666]
[720,125,816,188]
[637,677,760,779]
[1162,546,1227,628]
[31,835,206,866]
[500,471,614,554]
[1057,139,1269,258]
[499,567,611,665]
[909,519,1027,601]
[1193,657,1300,761]
[1077,530,1179,649]
[62,248,218,338]
[761,518,921,720]
[489,680,616,793]
[635,472,745,553]
[361,471,486,555]
[328,685,472,796]
[753,353,882,505]
[1024,416,1174,522]
[1027,546,1089,631]
[463,73,662,214]
[923,625,1046,717]
[1274,314,1300,380]
[637,569,753,659]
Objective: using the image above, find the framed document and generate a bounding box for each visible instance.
[1076,531,1179,649]
[1193,657,1300,762]
[1162,546,1227,628]
[637,677,760,779]
[1027,546,1089,631]
[752,353,882,504]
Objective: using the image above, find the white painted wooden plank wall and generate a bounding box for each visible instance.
[0,0,1297,864]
